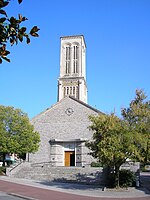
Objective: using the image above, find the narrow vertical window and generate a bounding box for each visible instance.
[67,87,69,95]
[70,87,72,95]
[65,46,71,74]
[73,86,75,97]
[64,87,66,97]
[73,45,78,74]
[74,46,76,60]
[66,62,68,74]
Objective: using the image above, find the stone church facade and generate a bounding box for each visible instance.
[29,35,102,167]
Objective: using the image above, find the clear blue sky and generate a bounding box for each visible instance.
[0,0,150,119]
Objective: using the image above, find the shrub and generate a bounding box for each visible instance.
[91,162,103,167]
[140,163,150,172]
[119,169,136,187]
[0,167,6,175]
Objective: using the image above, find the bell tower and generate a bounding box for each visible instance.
[58,35,88,103]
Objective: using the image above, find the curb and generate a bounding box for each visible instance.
[9,193,38,200]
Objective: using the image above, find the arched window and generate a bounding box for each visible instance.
[65,46,71,74]
[73,45,78,74]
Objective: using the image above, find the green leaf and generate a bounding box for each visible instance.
[30,26,40,33]
[2,56,10,62]
[19,27,27,33]
[0,9,7,16]
[10,38,15,45]
[22,16,28,21]
[18,0,23,4]
[3,50,10,56]
[0,1,9,8]
[18,34,23,42]
[30,26,40,37]
[26,37,30,44]
[18,14,22,21]
[30,32,39,37]
[0,17,6,23]
[10,17,16,24]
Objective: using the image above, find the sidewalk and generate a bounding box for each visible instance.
[0,175,150,199]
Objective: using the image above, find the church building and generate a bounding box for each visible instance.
[29,35,102,167]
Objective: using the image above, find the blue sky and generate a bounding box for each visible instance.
[0,0,150,119]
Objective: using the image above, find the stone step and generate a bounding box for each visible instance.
[12,164,103,184]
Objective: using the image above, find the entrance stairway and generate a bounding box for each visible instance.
[6,162,104,185]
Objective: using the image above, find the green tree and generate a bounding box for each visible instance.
[87,113,138,187]
[0,0,40,63]
[0,105,40,161]
[86,89,150,187]
[121,89,150,163]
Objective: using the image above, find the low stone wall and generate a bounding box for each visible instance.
[120,162,140,173]
[6,161,30,177]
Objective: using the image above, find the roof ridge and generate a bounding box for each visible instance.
[68,96,103,114]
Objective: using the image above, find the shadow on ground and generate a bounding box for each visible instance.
[37,172,103,191]
[139,172,150,195]
[36,172,150,195]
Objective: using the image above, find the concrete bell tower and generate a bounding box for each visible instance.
[58,35,88,103]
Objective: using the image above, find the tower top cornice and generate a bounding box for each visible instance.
[60,35,86,47]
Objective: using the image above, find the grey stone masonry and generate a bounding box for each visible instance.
[29,96,102,166]
[7,161,140,185]
[10,162,104,185]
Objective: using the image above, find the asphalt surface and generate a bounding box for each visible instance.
[0,191,24,200]
[0,172,150,200]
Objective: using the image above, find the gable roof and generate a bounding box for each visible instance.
[68,96,103,114]
[31,96,103,121]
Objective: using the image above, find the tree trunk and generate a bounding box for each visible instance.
[2,153,5,166]
[145,141,149,162]
[115,165,120,188]
[103,165,114,187]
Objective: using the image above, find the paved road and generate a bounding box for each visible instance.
[0,192,24,200]
[0,173,150,200]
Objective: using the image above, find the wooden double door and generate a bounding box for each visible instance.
[65,151,75,166]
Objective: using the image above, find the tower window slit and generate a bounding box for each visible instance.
[66,46,71,74]
[76,46,78,59]
[73,46,75,59]
[66,62,68,74]
[73,87,75,97]
[75,60,78,73]
[64,87,66,97]
[67,87,69,95]
[70,87,72,95]
[73,60,75,73]
[73,45,78,73]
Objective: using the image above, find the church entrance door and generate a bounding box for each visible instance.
[65,151,75,166]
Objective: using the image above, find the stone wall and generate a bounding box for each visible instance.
[29,97,100,166]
